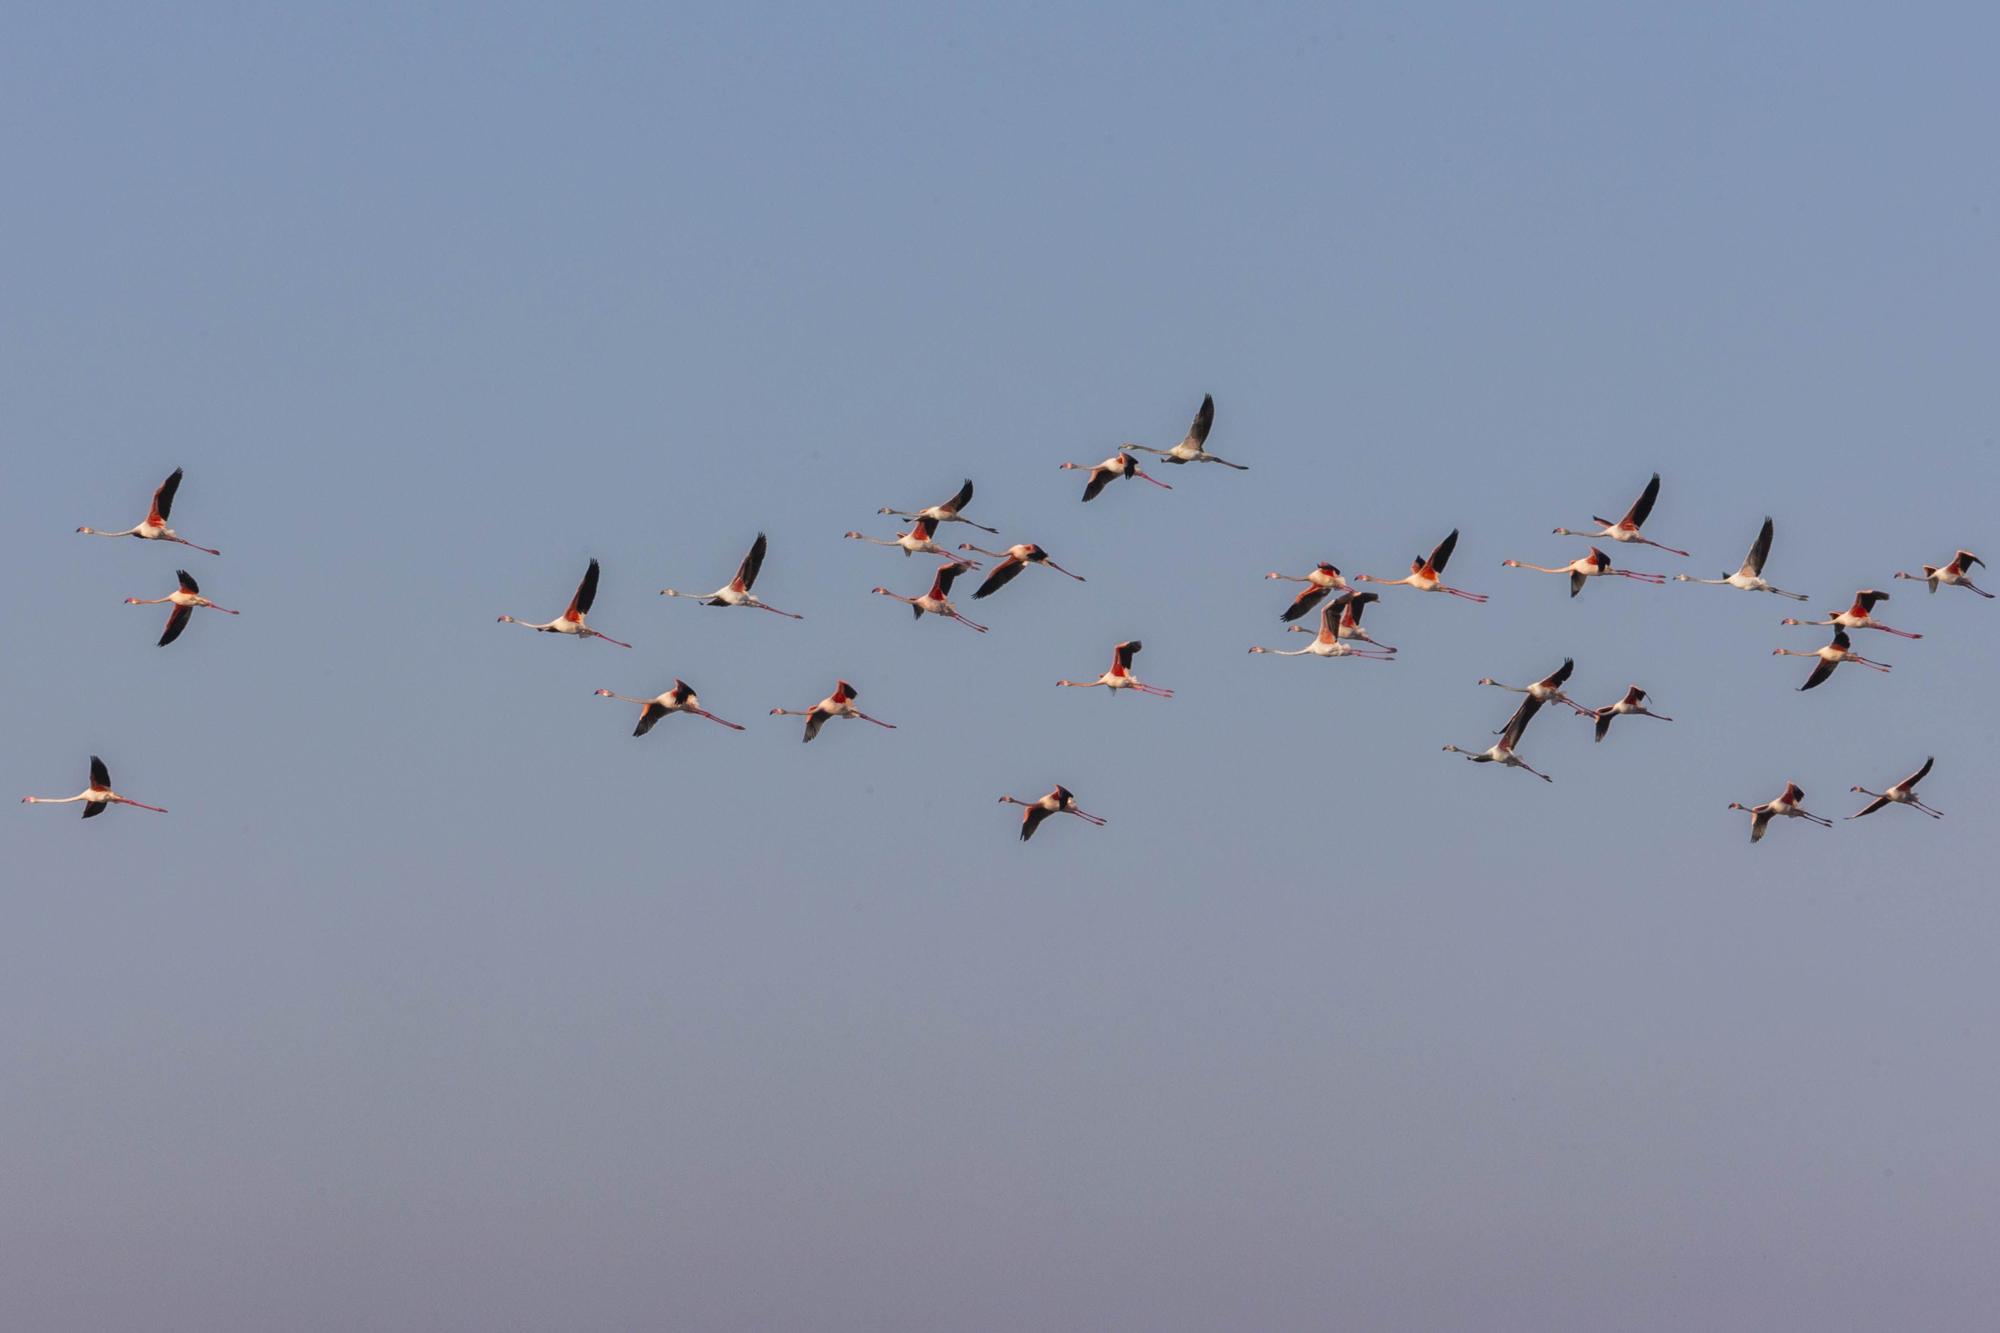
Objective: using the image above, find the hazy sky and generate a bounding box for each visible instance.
[5,3,1999,1329]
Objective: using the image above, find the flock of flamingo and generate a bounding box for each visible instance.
[26,401,1991,841]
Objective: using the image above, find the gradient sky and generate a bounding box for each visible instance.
[5,3,1999,1329]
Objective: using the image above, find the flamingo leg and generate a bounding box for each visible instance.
[1442,586,1489,601]
[853,712,897,729]
[116,797,170,812]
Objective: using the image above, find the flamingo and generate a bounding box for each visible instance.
[1551,473,1689,556]
[1772,627,1891,691]
[659,533,803,618]
[1502,547,1666,597]
[1057,640,1173,696]
[1849,757,1942,820]
[998,785,1109,841]
[878,479,999,534]
[1058,451,1172,502]
[1442,695,1552,781]
[1282,588,1397,651]
[957,542,1086,599]
[1781,589,1922,639]
[498,558,632,647]
[1585,685,1673,743]
[1729,782,1831,842]
[1894,550,1991,598]
[21,755,167,817]
[76,467,220,555]
[1673,516,1808,600]
[1251,595,1395,660]
[871,561,988,632]
[125,569,238,646]
[1121,394,1247,469]
[593,680,745,736]
[1267,563,1351,623]
[1476,659,1590,721]
[770,679,896,743]
[844,515,975,564]
[1355,529,1487,602]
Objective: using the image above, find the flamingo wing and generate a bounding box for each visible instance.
[634,702,669,737]
[567,558,601,619]
[1429,528,1460,573]
[150,467,183,523]
[158,603,193,647]
[1019,803,1053,842]
[176,569,199,594]
[973,558,1026,599]
[1901,756,1935,790]
[1280,584,1328,623]
[90,755,111,789]
[801,708,828,744]
[1621,472,1661,528]
[1182,394,1215,449]
[1800,656,1838,691]
[734,533,768,591]
[1743,516,1775,576]
[943,479,974,513]
[1080,468,1114,502]
[1113,640,1141,671]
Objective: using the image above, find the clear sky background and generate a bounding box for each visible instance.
[5,3,1999,1329]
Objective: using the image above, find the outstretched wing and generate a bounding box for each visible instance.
[1544,657,1575,688]
[82,800,107,819]
[1901,756,1935,790]
[802,708,828,744]
[1621,473,1661,528]
[932,562,966,598]
[1020,803,1052,842]
[567,559,601,619]
[634,703,669,737]
[1113,640,1142,671]
[90,755,111,789]
[1800,656,1838,691]
[177,569,199,594]
[1851,588,1888,612]
[943,479,974,513]
[1429,528,1460,573]
[1593,711,1613,743]
[1750,809,1771,842]
[1182,394,1214,449]
[734,533,768,591]
[1851,795,1890,819]
[150,467,183,523]
[1318,599,1342,636]
[1569,570,1586,598]
[1081,468,1113,502]
[1280,584,1329,623]
[1743,517,1775,576]
[159,604,193,647]
[1346,591,1378,622]
[1500,694,1544,749]
[973,557,1026,600]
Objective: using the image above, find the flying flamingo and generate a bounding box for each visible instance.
[998,785,1109,841]
[659,533,802,618]
[871,561,988,632]
[843,515,975,564]
[1781,589,1922,639]
[76,467,220,555]
[1057,640,1173,696]
[1355,529,1487,602]
[1550,473,1689,556]
[1442,695,1552,781]
[21,755,167,817]
[1476,658,1590,721]
[1728,782,1831,842]
[1584,685,1673,743]
[1894,550,1991,598]
[878,479,998,534]
[1849,757,1941,820]
[1286,589,1397,651]
[1251,595,1395,660]
[1058,451,1172,502]
[1502,547,1666,597]
[593,680,745,736]
[770,679,896,743]
[1772,627,1891,691]
[1673,517,1808,600]
[1121,394,1247,469]
[498,558,632,647]
[1267,563,1351,623]
[125,569,238,646]
[957,542,1086,598]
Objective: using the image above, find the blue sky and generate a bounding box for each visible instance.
[4,3,1998,1328]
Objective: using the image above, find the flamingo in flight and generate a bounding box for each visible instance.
[1252,595,1395,660]
[1551,473,1689,556]
[1286,589,1397,651]
[878,479,998,534]
[1673,517,1808,600]
[1121,394,1247,469]
[1442,695,1552,781]
[594,680,744,736]
[1477,658,1590,723]
[998,785,1109,841]
[1058,640,1173,696]
[1585,686,1672,743]
[957,542,1086,599]
[770,679,896,743]
[1728,782,1831,842]
[1355,529,1488,602]
[1502,547,1666,597]
[22,755,167,817]
[1267,563,1352,623]
[1058,451,1172,502]
[844,515,975,564]
[498,558,631,647]
[660,533,802,618]
[1772,627,1891,691]
[871,561,988,632]
[1849,757,1942,820]
[125,569,238,646]
[77,467,220,556]
[1781,589,1922,639]
[1894,550,1991,598]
